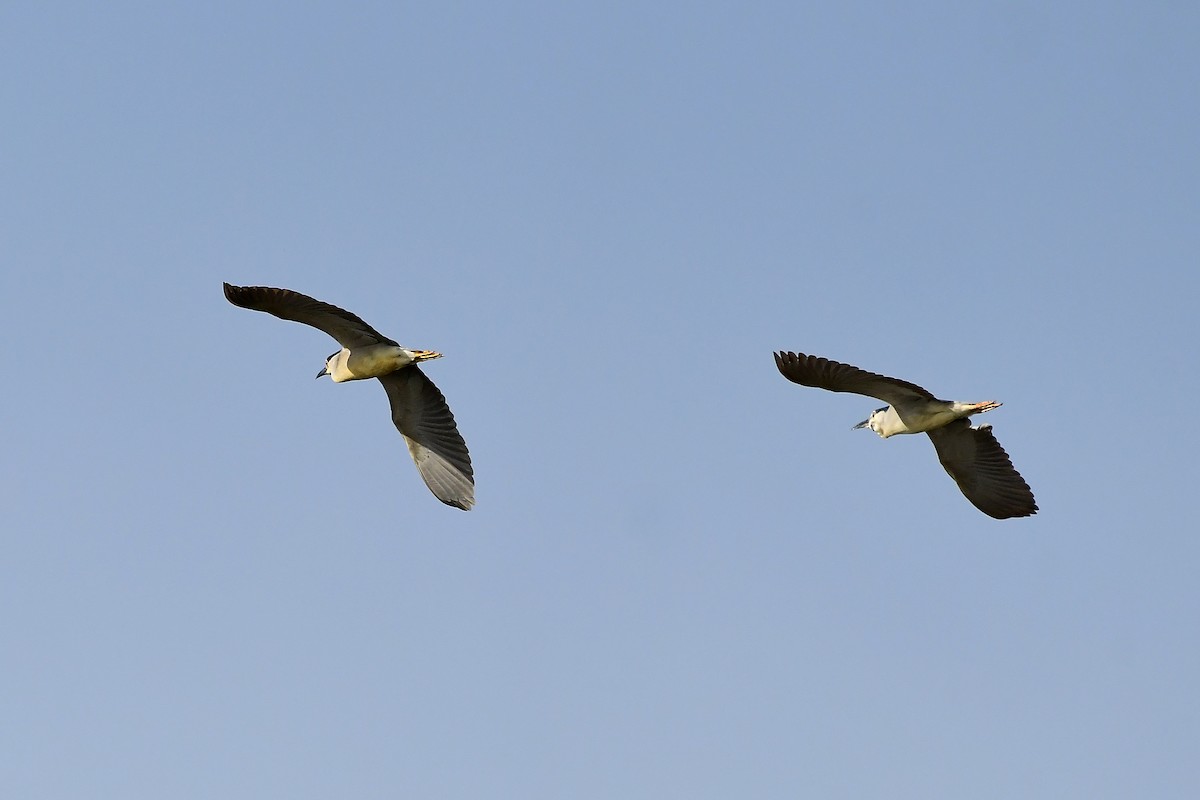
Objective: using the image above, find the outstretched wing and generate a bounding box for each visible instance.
[773,351,937,406]
[378,367,475,510]
[224,283,396,349]
[926,419,1037,519]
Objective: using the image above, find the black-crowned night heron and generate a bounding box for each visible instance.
[224,283,474,510]
[774,351,1037,519]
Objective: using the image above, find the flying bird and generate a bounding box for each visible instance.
[224,283,474,510]
[774,351,1036,519]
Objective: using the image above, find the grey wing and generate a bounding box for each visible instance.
[378,367,475,510]
[926,419,1037,519]
[223,283,396,349]
[774,351,937,405]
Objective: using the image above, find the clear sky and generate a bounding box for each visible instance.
[3,2,1197,797]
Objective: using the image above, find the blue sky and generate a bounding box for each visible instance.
[3,2,1197,797]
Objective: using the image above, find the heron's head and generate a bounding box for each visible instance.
[853,406,889,436]
[316,350,339,379]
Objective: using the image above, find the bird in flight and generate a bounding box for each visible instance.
[224,283,474,510]
[774,351,1036,519]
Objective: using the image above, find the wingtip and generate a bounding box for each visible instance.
[433,483,475,511]
[773,350,801,376]
[985,504,1038,520]
[222,282,263,310]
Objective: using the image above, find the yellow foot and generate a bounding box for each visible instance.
[411,349,443,362]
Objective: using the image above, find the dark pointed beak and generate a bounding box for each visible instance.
[852,419,869,429]
[316,366,329,379]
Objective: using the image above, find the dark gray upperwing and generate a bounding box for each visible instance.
[223,283,396,349]
[774,351,936,406]
[926,419,1038,519]
[378,367,475,510]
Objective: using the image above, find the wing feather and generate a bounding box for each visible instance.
[378,367,475,510]
[224,283,395,349]
[926,420,1037,519]
[774,351,936,405]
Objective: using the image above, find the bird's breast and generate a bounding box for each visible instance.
[892,401,959,434]
[332,345,412,382]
